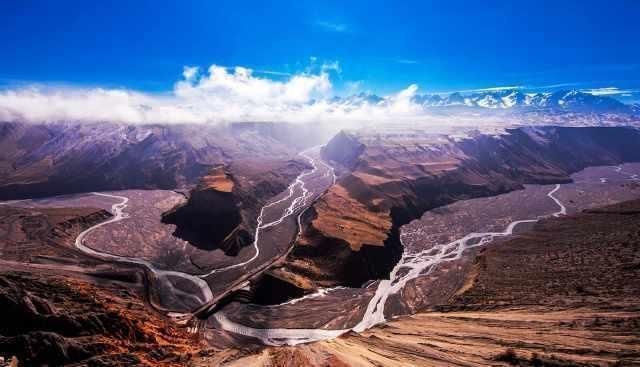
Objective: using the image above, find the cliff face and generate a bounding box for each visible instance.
[320,131,365,171]
[0,121,325,200]
[274,126,640,290]
[162,159,310,257]
[224,198,640,367]
[162,167,248,255]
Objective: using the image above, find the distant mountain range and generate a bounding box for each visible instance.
[331,89,640,114]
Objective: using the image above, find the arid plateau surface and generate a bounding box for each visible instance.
[1,122,640,366]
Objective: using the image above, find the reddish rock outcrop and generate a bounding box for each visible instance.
[161,159,310,257]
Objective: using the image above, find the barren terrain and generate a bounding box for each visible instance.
[2,126,640,366]
[217,195,640,366]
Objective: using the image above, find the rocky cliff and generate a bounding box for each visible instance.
[162,159,310,257]
[271,126,640,291]
[224,198,640,367]
[0,121,325,200]
[162,166,247,255]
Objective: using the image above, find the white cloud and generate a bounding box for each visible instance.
[581,87,636,96]
[321,60,341,74]
[182,66,199,81]
[5,65,631,128]
[253,70,292,77]
[343,81,363,95]
[437,85,524,95]
[315,21,348,33]
[1,64,435,125]
[396,59,419,65]
[305,57,341,75]
[174,65,332,105]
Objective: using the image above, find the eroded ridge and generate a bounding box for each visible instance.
[210,183,567,344]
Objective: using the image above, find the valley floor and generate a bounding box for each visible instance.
[214,164,640,336]
[211,196,640,366]
[1,163,639,366]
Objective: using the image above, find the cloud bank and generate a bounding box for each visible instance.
[0,64,636,126]
[581,87,637,96]
[0,64,438,125]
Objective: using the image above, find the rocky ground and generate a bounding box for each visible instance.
[2,125,640,366]
[3,187,639,366]
[0,203,244,366]
[216,163,640,331]
[0,204,111,265]
[0,205,197,366]
[0,269,199,366]
[267,126,640,295]
[221,198,640,366]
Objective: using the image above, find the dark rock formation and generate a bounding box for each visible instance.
[162,159,310,257]
[162,167,249,255]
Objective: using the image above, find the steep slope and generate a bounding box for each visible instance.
[222,199,640,367]
[0,270,200,366]
[162,167,245,255]
[0,121,327,200]
[162,159,309,256]
[269,126,640,291]
[0,120,324,260]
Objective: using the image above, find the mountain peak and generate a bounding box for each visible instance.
[410,88,634,113]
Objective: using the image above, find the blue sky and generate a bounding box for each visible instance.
[1,0,639,99]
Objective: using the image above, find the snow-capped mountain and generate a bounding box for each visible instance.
[330,92,384,107]
[417,89,634,113]
[330,89,635,115]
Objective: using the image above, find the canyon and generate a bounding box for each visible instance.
[263,126,640,295]
[1,120,640,366]
[3,2,640,364]
[219,197,640,366]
